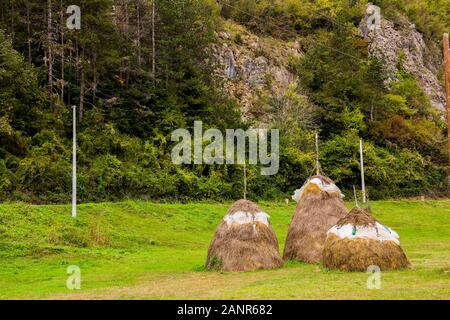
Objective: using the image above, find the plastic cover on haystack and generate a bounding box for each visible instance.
[292,177,345,202]
[327,222,400,244]
[224,211,270,227]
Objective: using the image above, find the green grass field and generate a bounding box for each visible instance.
[0,200,449,299]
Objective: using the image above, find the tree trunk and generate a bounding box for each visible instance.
[136,0,141,68]
[60,0,65,103]
[124,0,129,86]
[78,37,84,120]
[124,0,129,36]
[10,1,14,38]
[47,0,53,104]
[26,1,32,65]
[152,0,155,81]
[79,63,85,120]
[93,53,98,105]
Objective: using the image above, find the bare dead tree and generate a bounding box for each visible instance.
[26,0,32,65]
[136,0,141,68]
[152,0,155,81]
[60,0,65,102]
[47,0,54,104]
[10,0,15,38]
[79,55,85,120]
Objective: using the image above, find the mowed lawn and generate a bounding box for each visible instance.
[0,200,449,299]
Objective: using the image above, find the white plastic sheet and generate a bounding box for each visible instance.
[224,211,270,227]
[327,222,400,244]
[292,177,345,202]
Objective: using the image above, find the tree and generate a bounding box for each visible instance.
[0,29,46,157]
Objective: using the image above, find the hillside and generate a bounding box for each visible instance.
[0,0,449,203]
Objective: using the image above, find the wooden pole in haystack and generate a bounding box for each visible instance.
[359,139,366,204]
[243,160,247,200]
[315,133,320,175]
[443,33,450,189]
[353,185,359,208]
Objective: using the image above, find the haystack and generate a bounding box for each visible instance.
[205,199,283,272]
[322,208,410,271]
[283,175,348,263]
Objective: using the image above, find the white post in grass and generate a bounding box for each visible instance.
[360,139,366,204]
[72,105,77,218]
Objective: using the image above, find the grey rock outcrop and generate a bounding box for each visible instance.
[360,13,446,110]
[211,28,301,121]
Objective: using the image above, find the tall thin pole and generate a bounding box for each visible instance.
[72,105,77,218]
[26,0,31,66]
[152,0,156,81]
[243,160,247,200]
[47,0,53,106]
[315,133,320,175]
[60,0,64,103]
[353,185,359,208]
[443,33,450,188]
[360,139,366,204]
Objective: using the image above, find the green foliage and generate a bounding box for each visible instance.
[369,71,446,161]
[372,0,450,41]
[0,1,448,202]
[0,29,46,157]
[321,132,447,199]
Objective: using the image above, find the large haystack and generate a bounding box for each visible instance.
[283,175,348,263]
[205,199,283,272]
[322,208,410,271]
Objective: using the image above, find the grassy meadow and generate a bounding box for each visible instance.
[0,200,449,299]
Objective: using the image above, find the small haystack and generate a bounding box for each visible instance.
[322,208,410,271]
[283,175,348,263]
[205,199,283,272]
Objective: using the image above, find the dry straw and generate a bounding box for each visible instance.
[322,208,410,271]
[283,175,348,263]
[206,199,283,272]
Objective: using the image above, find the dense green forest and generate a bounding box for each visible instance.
[0,0,449,203]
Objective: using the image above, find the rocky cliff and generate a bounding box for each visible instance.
[210,21,302,122]
[211,14,446,122]
[359,12,446,110]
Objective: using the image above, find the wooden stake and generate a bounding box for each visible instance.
[443,33,450,188]
[353,185,359,208]
[360,139,366,204]
[315,133,320,175]
[243,160,247,200]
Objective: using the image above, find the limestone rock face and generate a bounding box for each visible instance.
[210,14,445,123]
[210,25,301,122]
[359,14,446,110]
